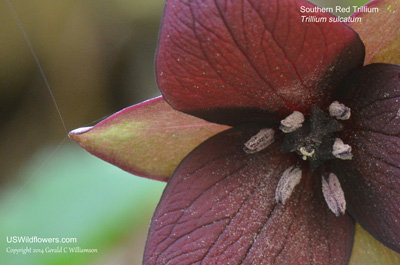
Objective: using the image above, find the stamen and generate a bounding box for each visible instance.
[321,173,346,216]
[275,166,302,205]
[329,101,351,120]
[244,129,275,154]
[332,138,353,160]
[279,111,305,133]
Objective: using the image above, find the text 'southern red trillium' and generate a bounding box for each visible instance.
[69,0,400,264]
[156,0,364,125]
[147,0,400,263]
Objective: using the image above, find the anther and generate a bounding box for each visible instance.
[322,173,346,216]
[329,101,351,120]
[244,128,275,154]
[275,166,302,205]
[332,138,353,160]
[279,111,305,133]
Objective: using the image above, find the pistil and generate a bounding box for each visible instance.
[243,102,353,217]
[281,105,349,169]
[299,146,315,160]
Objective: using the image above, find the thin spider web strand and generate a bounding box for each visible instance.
[5,0,68,134]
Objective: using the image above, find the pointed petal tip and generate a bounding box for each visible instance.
[67,97,229,181]
[68,126,93,140]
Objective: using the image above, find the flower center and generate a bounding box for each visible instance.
[281,105,345,170]
[243,101,353,216]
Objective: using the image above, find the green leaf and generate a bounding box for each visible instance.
[69,96,229,181]
[349,223,400,265]
[350,0,400,64]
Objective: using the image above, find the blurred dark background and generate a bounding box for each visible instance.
[1,0,164,185]
[0,0,370,264]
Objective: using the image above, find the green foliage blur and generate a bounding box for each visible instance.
[1,1,166,264]
[0,0,371,264]
[0,144,165,264]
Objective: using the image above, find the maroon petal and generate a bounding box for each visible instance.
[144,126,354,264]
[156,0,365,125]
[333,64,400,253]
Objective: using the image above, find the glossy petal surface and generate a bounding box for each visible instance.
[144,126,354,264]
[69,97,229,181]
[334,64,400,252]
[350,0,400,65]
[156,0,365,125]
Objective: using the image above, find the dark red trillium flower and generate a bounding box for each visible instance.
[70,0,400,264]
